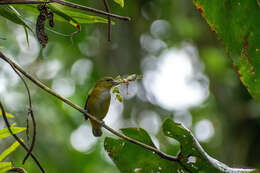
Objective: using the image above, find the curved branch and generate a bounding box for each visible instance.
[0,102,45,173]
[5,55,37,165]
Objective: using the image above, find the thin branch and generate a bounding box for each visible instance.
[0,0,48,4]
[5,56,37,165]
[0,102,45,173]
[103,0,111,41]
[0,0,131,21]
[50,0,130,21]
[0,51,179,162]
[8,167,27,173]
[23,109,37,164]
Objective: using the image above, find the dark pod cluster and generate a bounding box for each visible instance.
[36,5,54,48]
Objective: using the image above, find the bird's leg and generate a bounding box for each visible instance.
[83,109,88,120]
[101,120,105,127]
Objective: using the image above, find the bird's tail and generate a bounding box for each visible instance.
[91,120,102,137]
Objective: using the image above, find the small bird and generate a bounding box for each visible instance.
[84,77,118,137]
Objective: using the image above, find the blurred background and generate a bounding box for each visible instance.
[0,0,260,172]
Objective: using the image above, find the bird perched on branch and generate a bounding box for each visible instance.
[84,77,118,137]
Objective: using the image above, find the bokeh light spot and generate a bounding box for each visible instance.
[70,124,97,152]
[194,119,215,142]
[52,77,75,97]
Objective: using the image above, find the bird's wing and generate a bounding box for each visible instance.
[84,88,94,120]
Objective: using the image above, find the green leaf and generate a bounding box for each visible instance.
[121,128,156,148]
[0,5,33,45]
[0,110,15,118]
[0,141,20,162]
[23,26,30,47]
[192,0,260,103]
[115,75,121,81]
[162,118,257,173]
[126,74,143,81]
[113,0,124,8]
[116,94,123,102]
[0,162,12,173]
[112,87,120,94]
[0,6,33,32]
[104,119,258,173]
[0,126,26,141]
[47,4,114,25]
[104,127,185,173]
[13,5,113,29]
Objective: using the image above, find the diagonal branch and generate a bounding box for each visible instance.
[0,51,179,163]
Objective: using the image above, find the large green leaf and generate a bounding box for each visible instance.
[163,118,257,173]
[0,141,20,162]
[0,125,26,141]
[0,162,12,173]
[104,119,259,172]
[192,0,260,103]
[104,128,185,173]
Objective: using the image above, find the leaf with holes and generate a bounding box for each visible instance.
[104,128,187,173]
[104,119,258,172]
[163,118,258,172]
[192,0,260,103]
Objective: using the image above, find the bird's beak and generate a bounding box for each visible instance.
[112,81,119,86]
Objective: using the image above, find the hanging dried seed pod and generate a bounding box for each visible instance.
[36,12,48,48]
[36,5,48,48]
[47,11,54,28]
[36,5,54,48]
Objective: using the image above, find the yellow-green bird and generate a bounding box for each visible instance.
[84,77,118,137]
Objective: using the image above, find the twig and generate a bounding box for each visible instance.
[0,0,131,21]
[0,0,48,4]
[23,109,37,164]
[0,51,179,162]
[0,102,45,173]
[103,0,111,41]
[8,167,27,173]
[5,56,37,165]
